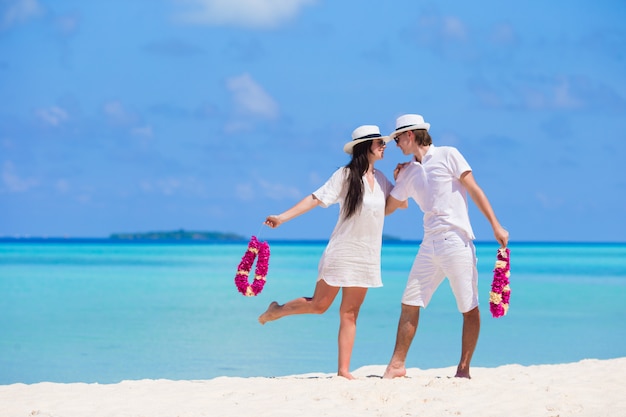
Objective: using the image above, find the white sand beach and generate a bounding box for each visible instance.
[1,357,624,417]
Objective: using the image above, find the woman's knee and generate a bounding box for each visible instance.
[340,312,360,326]
[311,301,332,314]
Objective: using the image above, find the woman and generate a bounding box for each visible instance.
[259,124,400,379]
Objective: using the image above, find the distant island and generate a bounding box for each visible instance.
[109,229,247,241]
[108,230,403,242]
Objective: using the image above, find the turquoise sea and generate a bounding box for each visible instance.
[1,239,625,384]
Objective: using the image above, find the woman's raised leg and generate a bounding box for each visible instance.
[258,279,340,324]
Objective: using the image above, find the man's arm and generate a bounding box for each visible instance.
[460,171,509,247]
[386,162,411,215]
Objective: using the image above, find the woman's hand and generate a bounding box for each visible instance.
[264,215,283,228]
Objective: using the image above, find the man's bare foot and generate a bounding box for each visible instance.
[382,363,406,379]
[337,371,355,380]
[258,301,280,325]
[454,365,471,379]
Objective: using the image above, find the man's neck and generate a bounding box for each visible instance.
[413,145,430,163]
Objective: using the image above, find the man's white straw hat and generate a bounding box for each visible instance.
[389,114,430,139]
[343,125,390,154]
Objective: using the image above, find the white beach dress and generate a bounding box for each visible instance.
[313,167,393,288]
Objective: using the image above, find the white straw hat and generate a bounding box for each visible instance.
[389,114,430,139]
[343,125,391,154]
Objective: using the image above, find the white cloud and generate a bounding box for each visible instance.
[490,23,517,46]
[258,179,301,200]
[131,125,154,138]
[308,171,323,187]
[236,179,300,202]
[103,100,139,126]
[144,38,205,57]
[174,0,315,29]
[236,183,254,201]
[2,160,38,192]
[140,177,207,197]
[413,12,475,61]
[103,101,158,138]
[553,78,584,109]
[36,106,69,126]
[441,16,467,42]
[470,75,601,111]
[1,138,15,150]
[1,0,43,29]
[519,77,585,110]
[55,13,79,37]
[55,179,70,193]
[416,12,469,45]
[75,192,92,204]
[155,178,181,196]
[468,80,503,108]
[226,73,279,119]
[536,192,564,210]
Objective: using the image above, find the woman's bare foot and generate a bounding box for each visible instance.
[258,301,280,325]
[337,371,355,380]
[382,363,407,379]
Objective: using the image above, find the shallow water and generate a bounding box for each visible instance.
[1,240,625,384]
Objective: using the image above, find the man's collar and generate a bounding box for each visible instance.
[424,144,435,161]
[413,144,435,163]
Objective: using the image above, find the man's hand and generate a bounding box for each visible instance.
[393,162,410,181]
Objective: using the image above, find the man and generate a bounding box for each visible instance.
[383,114,509,379]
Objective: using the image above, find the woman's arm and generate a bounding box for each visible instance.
[385,195,408,216]
[264,194,322,228]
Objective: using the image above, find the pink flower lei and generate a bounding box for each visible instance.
[234,236,270,297]
[489,247,511,318]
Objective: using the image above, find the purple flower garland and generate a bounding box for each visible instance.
[489,247,511,318]
[234,236,270,297]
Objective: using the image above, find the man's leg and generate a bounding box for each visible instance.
[442,235,479,378]
[455,306,480,378]
[383,304,420,379]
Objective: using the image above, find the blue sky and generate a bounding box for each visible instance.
[1,0,625,242]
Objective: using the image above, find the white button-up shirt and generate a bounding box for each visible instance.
[391,145,475,241]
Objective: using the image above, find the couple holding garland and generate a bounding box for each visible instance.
[259,113,509,380]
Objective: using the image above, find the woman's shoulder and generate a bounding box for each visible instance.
[374,169,394,191]
[374,168,391,181]
[334,166,349,179]
[319,166,349,188]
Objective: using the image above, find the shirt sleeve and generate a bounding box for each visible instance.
[375,170,393,198]
[448,147,472,179]
[390,164,414,201]
[312,167,346,208]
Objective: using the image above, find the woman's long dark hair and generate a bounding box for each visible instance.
[342,140,372,219]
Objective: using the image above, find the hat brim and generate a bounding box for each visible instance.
[343,135,391,154]
[388,123,430,139]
